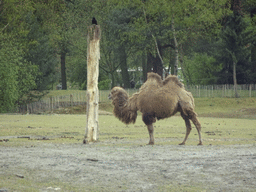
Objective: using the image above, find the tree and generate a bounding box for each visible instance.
[183,53,220,85]
[100,33,120,88]
[0,34,38,112]
[217,10,252,86]
[104,7,140,88]
[24,11,58,90]
[108,0,230,81]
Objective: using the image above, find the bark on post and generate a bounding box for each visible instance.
[83,25,101,144]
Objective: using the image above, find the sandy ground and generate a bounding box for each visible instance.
[1,139,256,192]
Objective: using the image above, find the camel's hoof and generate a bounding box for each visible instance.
[147,142,154,145]
[197,143,203,146]
[179,143,185,145]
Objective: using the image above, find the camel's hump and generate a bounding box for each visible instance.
[163,75,184,88]
[147,72,162,84]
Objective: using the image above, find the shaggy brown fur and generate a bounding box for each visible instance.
[109,72,202,145]
[108,87,138,124]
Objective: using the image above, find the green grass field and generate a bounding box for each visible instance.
[0,113,255,147]
[1,97,256,192]
[50,97,256,118]
[1,97,256,146]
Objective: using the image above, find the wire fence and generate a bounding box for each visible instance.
[186,84,256,98]
[17,84,256,114]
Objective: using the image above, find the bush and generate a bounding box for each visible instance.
[98,79,111,90]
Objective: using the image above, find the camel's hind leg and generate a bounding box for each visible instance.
[179,114,192,145]
[180,112,203,145]
[190,115,203,145]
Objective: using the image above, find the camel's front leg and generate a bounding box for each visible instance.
[147,124,154,145]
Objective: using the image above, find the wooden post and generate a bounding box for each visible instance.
[83,25,101,144]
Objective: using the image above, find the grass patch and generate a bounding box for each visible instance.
[42,90,256,117]
[48,97,256,119]
[0,114,255,146]
[194,97,256,119]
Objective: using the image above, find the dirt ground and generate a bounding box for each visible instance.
[1,138,256,192]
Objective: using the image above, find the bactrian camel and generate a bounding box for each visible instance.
[108,72,202,145]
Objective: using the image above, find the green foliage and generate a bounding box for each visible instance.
[183,53,221,85]
[68,57,87,90]
[1,0,256,112]
[98,79,111,90]
[216,12,252,84]
[24,11,59,90]
[0,37,19,112]
[0,34,38,112]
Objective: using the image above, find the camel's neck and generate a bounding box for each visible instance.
[113,94,128,109]
[112,92,138,124]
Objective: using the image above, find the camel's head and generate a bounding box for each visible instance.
[108,87,127,100]
[109,87,137,124]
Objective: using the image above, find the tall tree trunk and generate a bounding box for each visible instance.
[169,49,175,75]
[142,5,164,79]
[227,49,239,98]
[147,52,163,78]
[250,8,256,81]
[252,46,256,82]
[61,51,67,90]
[142,51,148,82]
[179,45,189,85]
[153,55,163,77]
[84,25,101,144]
[119,45,130,88]
[110,72,115,88]
[233,60,239,98]
[171,16,179,76]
